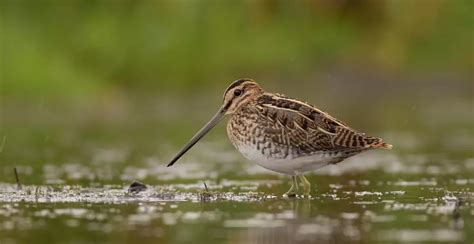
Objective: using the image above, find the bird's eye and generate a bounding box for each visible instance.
[234,89,243,97]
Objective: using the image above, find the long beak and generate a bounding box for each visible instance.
[167,106,227,167]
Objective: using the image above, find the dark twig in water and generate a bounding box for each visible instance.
[35,186,40,202]
[0,136,5,153]
[200,181,212,201]
[13,167,21,190]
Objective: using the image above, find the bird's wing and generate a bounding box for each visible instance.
[255,93,391,152]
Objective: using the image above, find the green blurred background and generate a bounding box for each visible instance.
[1,0,472,98]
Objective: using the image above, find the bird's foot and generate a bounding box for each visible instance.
[284,176,299,198]
[284,185,298,198]
[299,175,311,197]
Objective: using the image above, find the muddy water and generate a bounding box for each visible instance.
[0,148,472,243]
[0,94,473,243]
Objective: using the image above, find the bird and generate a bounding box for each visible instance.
[167,78,392,197]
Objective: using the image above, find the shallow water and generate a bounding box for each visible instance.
[1,149,473,243]
[0,94,473,243]
[0,174,471,243]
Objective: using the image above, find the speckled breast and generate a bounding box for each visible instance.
[226,106,294,163]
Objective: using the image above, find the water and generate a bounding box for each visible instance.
[0,93,472,243]
[0,174,471,243]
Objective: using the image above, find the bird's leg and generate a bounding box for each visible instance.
[298,175,311,197]
[284,176,299,197]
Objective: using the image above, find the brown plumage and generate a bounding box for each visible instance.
[168,78,392,196]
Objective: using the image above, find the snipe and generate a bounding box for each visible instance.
[167,79,392,197]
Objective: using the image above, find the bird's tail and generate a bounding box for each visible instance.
[366,137,393,149]
[333,127,393,149]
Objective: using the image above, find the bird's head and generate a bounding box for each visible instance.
[167,78,263,167]
[222,78,264,115]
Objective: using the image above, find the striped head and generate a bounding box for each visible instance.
[222,78,264,115]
